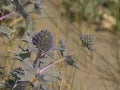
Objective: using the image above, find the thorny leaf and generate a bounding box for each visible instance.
[11,58,35,82]
[26,19,35,31]
[36,57,52,69]
[0,82,6,89]
[12,57,60,90]
[13,18,35,38]
[9,0,44,20]
[34,3,43,15]
[19,59,37,82]
[33,0,44,15]
[24,3,34,13]
[0,26,13,42]
[11,67,24,78]
[10,0,30,20]
[10,46,31,61]
[43,69,61,82]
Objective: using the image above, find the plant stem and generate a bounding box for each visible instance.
[0,11,15,20]
[38,57,65,74]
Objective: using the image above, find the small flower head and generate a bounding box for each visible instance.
[80,35,95,51]
[23,29,62,58]
[32,30,54,52]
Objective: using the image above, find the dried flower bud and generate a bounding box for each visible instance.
[65,55,79,69]
[80,35,94,51]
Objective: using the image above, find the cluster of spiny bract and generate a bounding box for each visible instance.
[32,30,54,52]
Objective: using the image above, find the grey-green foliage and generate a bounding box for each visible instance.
[18,58,37,82]
[12,0,30,20]
[10,0,44,20]
[0,26,13,41]
[1,5,13,12]
[11,46,31,61]
[0,83,6,89]
[11,55,61,90]
[43,69,61,82]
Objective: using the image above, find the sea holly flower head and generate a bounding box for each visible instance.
[32,30,54,52]
[23,30,62,58]
[80,34,95,51]
[11,57,61,90]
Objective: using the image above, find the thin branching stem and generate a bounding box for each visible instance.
[0,11,15,20]
[38,57,65,74]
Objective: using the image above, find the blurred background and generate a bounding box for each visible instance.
[0,0,120,90]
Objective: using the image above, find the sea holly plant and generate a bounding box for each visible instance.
[4,29,79,90]
[3,29,83,90]
[0,26,14,42]
[10,45,31,61]
[0,1,96,90]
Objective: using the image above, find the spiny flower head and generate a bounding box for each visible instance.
[32,30,54,52]
[23,29,63,58]
[80,35,95,51]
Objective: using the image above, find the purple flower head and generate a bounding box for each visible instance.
[23,29,63,58]
[32,30,54,52]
